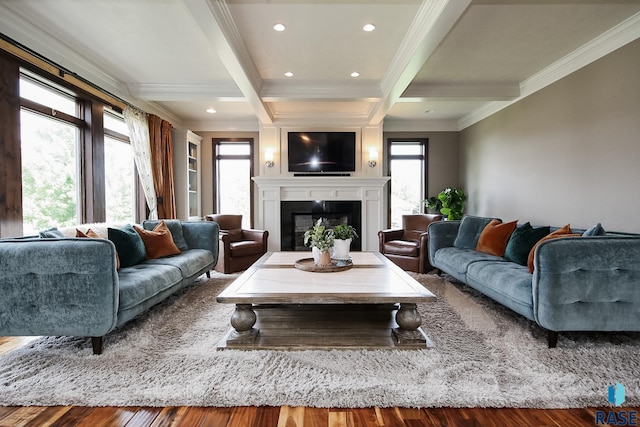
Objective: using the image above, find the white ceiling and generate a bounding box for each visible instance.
[1,0,639,131]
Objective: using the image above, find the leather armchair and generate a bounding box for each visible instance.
[205,214,269,274]
[378,214,443,273]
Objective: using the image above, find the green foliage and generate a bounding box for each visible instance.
[303,218,335,251]
[21,113,78,233]
[437,187,467,220]
[334,223,358,240]
[424,196,442,212]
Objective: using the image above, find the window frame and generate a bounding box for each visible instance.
[385,138,429,228]
[212,138,255,227]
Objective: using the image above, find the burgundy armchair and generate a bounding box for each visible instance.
[205,214,269,274]
[378,214,443,273]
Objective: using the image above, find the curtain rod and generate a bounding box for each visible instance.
[0,32,129,113]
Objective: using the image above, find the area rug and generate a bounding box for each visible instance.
[1,272,639,408]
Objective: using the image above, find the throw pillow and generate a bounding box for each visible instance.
[134,221,181,259]
[143,220,189,251]
[77,228,120,270]
[108,224,147,268]
[527,224,580,273]
[453,215,497,249]
[504,222,551,266]
[582,223,606,237]
[39,227,64,238]
[476,219,518,257]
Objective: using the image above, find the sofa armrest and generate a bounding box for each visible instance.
[181,221,219,262]
[532,236,640,332]
[427,220,461,266]
[0,238,118,337]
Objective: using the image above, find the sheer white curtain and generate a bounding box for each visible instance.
[124,105,158,220]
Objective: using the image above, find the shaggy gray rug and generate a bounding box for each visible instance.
[1,272,639,408]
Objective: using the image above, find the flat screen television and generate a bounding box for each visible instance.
[287,132,356,173]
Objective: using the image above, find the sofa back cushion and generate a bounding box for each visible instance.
[476,219,518,257]
[453,215,496,249]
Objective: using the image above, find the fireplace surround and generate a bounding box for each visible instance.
[253,176,390,251]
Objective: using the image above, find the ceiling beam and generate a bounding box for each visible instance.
[368,0,471,125]
[182,0,273,124]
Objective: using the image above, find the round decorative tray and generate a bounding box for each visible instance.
[294,258,353,272]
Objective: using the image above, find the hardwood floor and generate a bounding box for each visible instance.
[1,337,636,426]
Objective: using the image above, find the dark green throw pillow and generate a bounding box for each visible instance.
[108,224,147,268]
[504,222,551,266]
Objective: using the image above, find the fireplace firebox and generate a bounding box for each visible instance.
[280,201,362,251]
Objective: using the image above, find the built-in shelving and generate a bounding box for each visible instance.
[173,129,202,220]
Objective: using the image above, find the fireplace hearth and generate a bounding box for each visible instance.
[281,200,362,251]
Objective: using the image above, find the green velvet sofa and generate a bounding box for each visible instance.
[428,215,640,347]
[0,220,219,354]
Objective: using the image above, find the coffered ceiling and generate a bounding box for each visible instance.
[1,0,639,131]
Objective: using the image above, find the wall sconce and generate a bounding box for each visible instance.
[368,148,378,168]
[265,149,275,168]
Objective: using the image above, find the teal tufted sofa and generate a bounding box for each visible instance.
[0,220,219,354]
[428,216,640,347]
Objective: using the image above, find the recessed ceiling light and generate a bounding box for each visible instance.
[206,108,216,114]
[350,72,360,78]
[284,71,294,77]
[273,23,286,32]
[363,23,376,32]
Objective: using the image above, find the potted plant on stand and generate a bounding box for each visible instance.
[303,218,335,267]
[332,223,358,261]
[437,187,467,220]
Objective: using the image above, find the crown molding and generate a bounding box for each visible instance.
[458,11,640,131]
[184,117,260,132]
[0,3,127,102]
[261,80,382,102]
[383,118,459,132]
[127,83,244,101]
[401,82,520,101]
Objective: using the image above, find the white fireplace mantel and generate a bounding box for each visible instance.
[253,176,390,251]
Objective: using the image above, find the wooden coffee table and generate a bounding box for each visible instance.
[216,251,436,350]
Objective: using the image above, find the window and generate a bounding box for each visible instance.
[104,110,135,222]
[387,139,428,229]
[214,139,253,228]
[20,74,81,235]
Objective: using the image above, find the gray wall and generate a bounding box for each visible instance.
[382,131,460,198]
[460,39,640,233]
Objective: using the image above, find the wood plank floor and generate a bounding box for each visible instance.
[1,337,637,426]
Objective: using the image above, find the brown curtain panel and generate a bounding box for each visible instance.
[148,115,177,219]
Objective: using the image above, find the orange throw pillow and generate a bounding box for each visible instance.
[134,221,181,259]
[476,219,518,257]
[77,228,121,270]
[527,224,581,273]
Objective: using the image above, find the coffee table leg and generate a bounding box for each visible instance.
[229,304,259,343]
[393,303,431,346]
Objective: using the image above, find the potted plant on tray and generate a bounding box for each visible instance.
[304,217,335,267]
[332,223,358,260]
